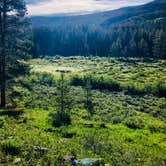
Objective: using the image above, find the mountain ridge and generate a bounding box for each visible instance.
[31,0,166,28]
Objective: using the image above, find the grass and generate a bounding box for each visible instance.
[0,56,166,165]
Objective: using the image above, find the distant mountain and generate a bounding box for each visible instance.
[31,0,166,28]
[103,0,166,27]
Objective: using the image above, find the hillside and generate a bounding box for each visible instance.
[31,0,166,58]
[103,0,166,26]
[31,0,166,28]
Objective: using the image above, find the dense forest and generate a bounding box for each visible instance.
[31,0,166,58]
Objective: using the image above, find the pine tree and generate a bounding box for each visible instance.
[153,30,162,58]
[84,77,94,115]
[159,30,166,59]
[50,72,72,127]
[138,38,149,57]
[0,0,31,107]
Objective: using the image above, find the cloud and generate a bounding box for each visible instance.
[27,0,153,15]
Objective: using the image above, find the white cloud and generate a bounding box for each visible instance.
[27,0,153,15]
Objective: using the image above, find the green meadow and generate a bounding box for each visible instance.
[0,56,166,165]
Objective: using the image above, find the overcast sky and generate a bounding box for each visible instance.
[27,0,153,15]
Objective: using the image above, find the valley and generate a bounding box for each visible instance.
[0,57,166,165]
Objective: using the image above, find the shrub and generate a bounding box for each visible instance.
[0,117,5,128]
[82,130,111,155]
[71,74,121,91]
[124,117,145,129]
[30,72,56,86]
[49,111,71,127]
[61,130,76,138]
[126,83,147,95]
[156,81,166,98]
[111,116,123,124]
[0,140,22,155]
[70,75,84,86]
[99,123,107,128]
[0,109,24,118]
[148,123,166,133]
[18,76,33,91]
[126,81,166,97]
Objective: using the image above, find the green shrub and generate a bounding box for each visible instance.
[148,123,166,133]
[156,81,166,98]
[30,72,56,86]
[124,117,145,129]
[49,111,71,127]
[0,117,5,128]
[111,116,123,124]
[0,140,22,155]
[126,81,166,97]
[82,130,111,155]
[70,75,84,86]
[0,109,24,118]
[18,76,33,91]
[99,123,107,128]
[71,74,121,91]
[61,130,76,138]
[126,83,147,95]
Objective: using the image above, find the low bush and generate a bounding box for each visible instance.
[61,130,76,138]
[71,75,121,91]
[49,111,71,127]
[125,81,166,97]
[148,123,166,133]
[0,117,5,128]
[125,83,148,95]
[155,81,166,98]
[0,109,24,118]
[124,117,145,129]
[0,139,22,155]
[30,72,56,86]
[81,130,111,155]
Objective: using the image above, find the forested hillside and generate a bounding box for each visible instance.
[31,0,166,58]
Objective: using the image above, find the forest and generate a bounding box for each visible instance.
[0,0,166,165]
[31,0,166,58]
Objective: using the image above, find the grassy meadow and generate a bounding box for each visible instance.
[0,56,166,165]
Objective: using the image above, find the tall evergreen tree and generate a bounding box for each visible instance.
[0,0,31,107]
[50,72,72,127]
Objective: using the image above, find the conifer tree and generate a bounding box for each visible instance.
[0,0,31,107]
[50,72,72,127]
[85,77,94,115]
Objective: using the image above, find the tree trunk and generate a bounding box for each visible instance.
[0,0,7,107]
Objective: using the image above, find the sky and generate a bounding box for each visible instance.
[26,0,153,16]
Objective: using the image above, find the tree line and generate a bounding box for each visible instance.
[32,18,166,59]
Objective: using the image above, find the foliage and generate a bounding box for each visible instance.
[71,74,121,91]
[49,111,71,127]
[0,139,22,155]
[124,116,145,129]
[30,72,56,86]
[84,78,94,114]
[0,117,5,128]
[0,57,166,165]
[49,72,72,127]
[0,0,32,107]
